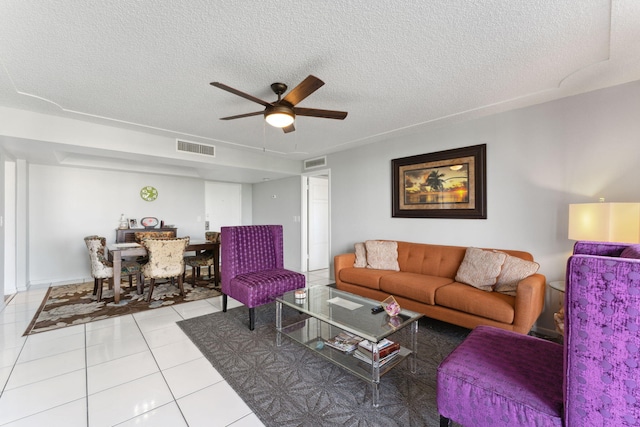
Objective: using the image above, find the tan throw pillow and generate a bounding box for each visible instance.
[354,242,367,268]
[365,240,400,271]
[494,254,540,296]
[455,247,506,291]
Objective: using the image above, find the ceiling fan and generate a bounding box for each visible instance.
[210,75,348,133]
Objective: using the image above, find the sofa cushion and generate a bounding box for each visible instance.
[396,242,468,278]
[435,282,515,324]
[455,247,506,291]
[394,241,534,279]
[338,267,398,290]
[379,272,454,305]
[494,254,540,296]
[354,242,367,267]
[365,240,400,271]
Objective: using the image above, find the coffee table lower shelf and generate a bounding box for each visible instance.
[277,316,414,407]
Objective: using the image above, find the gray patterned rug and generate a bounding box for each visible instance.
[177,303,470,426]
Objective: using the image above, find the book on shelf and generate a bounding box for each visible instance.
[357,339,400,358]
[324,331,363,353]
[353,348,400,366]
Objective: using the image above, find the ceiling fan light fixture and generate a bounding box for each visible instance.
[265,106,295,128]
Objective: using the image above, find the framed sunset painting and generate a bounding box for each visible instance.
[392,144,486,219]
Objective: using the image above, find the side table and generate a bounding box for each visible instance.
[548,280,565,336]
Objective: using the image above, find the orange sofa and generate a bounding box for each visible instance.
[334,241,546,334]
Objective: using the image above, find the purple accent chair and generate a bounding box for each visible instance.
[221,225,305,330]
[437,240,640,426]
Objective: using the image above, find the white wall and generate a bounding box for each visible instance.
[327,80,640,333]
[21,164,253,287]
[0,151,6,303]
[15,160,27,292]
[240,184,253,225]
[1,161,253,292]
[251,176,302,270]
[28,165,206,285]
[2,158,16,296]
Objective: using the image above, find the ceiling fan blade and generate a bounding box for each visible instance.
[282,124,295,133]
[281,75,325,106]
[294,107,348,120]
[219,111,264,120]
[210,82,272,107]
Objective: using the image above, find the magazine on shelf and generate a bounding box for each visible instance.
[357,340,401,359]
[324,331,364,353]
[353,349,400,366]
[358,338,396,352]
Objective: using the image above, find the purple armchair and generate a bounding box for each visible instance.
[437,240,640,426]
[221,225,305,330]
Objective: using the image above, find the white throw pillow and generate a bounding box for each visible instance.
[494,254,540,296]
[455,247,506,291]
[354,242,367,268]
[365,240,400,271]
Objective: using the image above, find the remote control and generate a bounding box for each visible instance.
[371,305,385,314]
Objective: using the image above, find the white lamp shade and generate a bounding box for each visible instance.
[568,202,640,243]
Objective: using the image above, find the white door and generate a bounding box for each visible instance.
[307,176,329,271]
[204,181,242,231]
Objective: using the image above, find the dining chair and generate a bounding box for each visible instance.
[133,231,175,264]
[206,231,222,285]
[183,231,219,286]
[140,237,190,302]
[134,230,175,243]
[84,235,142,301]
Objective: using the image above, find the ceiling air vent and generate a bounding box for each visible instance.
[176,139,215,157]
[304,156,327,170]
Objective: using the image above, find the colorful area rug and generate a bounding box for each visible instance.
[24,278,221,336]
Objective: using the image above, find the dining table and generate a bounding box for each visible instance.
[106,239,219,304]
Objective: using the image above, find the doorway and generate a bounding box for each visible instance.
[204,181,243,231]
[301,171,330,272]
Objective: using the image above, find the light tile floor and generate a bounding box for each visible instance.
[0,269,332,426]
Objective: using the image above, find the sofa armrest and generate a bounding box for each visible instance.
[512,273,546,334]
[334,253,356,287]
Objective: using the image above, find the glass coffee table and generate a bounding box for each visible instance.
[275,286,423,407]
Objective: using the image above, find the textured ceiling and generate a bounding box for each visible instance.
[1,1,640,180]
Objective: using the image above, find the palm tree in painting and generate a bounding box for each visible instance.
[425,170,445,192]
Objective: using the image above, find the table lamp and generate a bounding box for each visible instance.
[558,201,640,336]
[568,202,640,243]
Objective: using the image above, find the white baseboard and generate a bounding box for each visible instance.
[28,277,92,289]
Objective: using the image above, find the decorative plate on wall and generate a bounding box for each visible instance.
[140,186,158,201]
[140,217,159,228]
